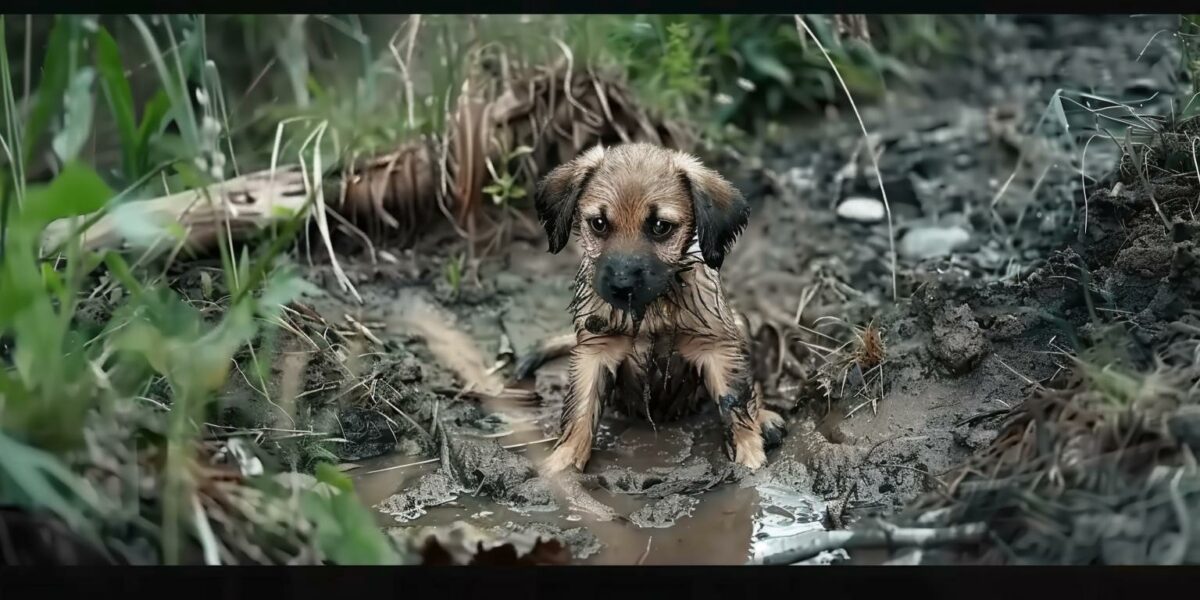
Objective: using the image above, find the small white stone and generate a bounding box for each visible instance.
[899,226,971,259]
[835,197,885,223]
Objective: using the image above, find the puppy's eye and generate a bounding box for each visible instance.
[588,216,608,234]
[649,219,675,238]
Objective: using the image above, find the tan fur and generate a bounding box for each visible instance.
[533,143,782,475]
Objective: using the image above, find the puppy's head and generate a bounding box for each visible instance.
[534,143,749,317]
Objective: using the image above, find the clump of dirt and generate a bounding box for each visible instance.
[628,494,699,528]
[585,454,737,499]
[930,304,990,375]
[447,437,556,510]
[376,471,459,522]
[489,521,603,560]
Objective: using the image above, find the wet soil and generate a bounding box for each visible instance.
[268,15,1188,564]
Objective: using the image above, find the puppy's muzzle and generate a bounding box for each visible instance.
[594,252,670,317]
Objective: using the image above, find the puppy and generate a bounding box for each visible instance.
[521,142,786,475]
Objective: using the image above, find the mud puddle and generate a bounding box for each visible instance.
[283,15,1186,564]
[349,388,830,565]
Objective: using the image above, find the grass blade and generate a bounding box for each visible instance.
[95,27,139,181]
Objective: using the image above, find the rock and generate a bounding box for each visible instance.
[899,226,971,259]
[836,197,885,223]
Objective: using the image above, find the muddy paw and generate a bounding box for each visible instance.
[760,409,788,451]
[734,444,767,470]
[541,445,586,475]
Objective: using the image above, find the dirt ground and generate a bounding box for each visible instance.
[245,15,1191,564]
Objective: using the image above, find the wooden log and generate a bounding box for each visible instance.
[41,166,310,256]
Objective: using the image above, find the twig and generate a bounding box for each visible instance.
[748,522,986,565]
[637,537,653,565]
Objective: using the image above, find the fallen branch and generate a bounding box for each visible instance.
[41,166,310,255]
[747,521,986,565]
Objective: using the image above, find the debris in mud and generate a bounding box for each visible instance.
[393,521,573,565]
[586,455,736,499]
[930,304,989,375]
[447,437,556,510]
[336,407,396,461]
[376,471,460,522]
[490,522,603,560]
[628,494,699,529]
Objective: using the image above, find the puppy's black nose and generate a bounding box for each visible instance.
[603,262,643,297]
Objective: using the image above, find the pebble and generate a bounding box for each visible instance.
[835,197,885,223]
[899,226,971,259]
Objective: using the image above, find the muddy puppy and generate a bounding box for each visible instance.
[521,142,786,475]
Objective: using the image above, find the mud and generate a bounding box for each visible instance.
[211,15,1191,564]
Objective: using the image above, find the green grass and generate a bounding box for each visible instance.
[0,14,397,565]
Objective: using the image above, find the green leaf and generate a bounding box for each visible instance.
[314,462,353,494]
[136,90,172,172]
[21,162,113,227]
[302,463,400,565]
[0,431,106,544]
[96,28,139,181]
[257,269,319,318]
[23,16,77,166]
[52,66,97,164]
[742,42,793,87]
[103,251,144,297]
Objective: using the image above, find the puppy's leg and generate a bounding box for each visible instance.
[543,335,632,474]
[513,332,576,381]
[680,335,770,470]
[733,309,787,450]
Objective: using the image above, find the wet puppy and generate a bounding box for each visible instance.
[521,142,786,474]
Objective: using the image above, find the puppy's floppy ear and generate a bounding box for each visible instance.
[534,145,605,254]
[677,155,749,270]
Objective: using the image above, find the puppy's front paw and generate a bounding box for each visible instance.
[759,408,787,451]
[730,428,767,471]
[541,444,585,475]
[734,441,767,470]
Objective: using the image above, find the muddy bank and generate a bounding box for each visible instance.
[223,14,1188,564]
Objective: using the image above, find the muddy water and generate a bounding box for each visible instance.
[350,381,830,565]
[351,435,829,565]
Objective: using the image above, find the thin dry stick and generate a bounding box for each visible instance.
[795,15,897,302]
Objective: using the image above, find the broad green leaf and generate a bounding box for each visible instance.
[21,162,112,227]
[96,28,139,181]
[52,67,97,164]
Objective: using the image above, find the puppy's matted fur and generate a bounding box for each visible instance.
[520,142,786,474]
